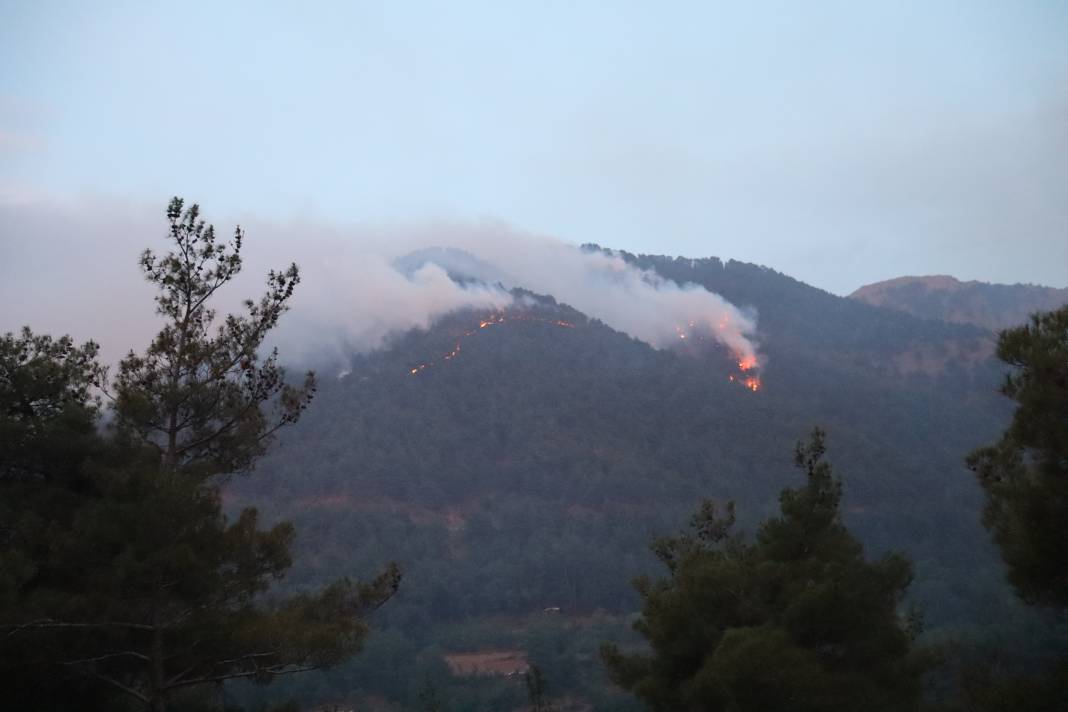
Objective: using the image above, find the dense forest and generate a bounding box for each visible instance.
[3,203,1066,711]
[228,248,1063,708]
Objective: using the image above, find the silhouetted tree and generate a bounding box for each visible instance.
[0,199,399,711]
[961,306,1068,710]
[602,429,926,712]
[525,664,555,712]
[967,306,1068,607]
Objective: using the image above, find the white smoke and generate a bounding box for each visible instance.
[0,198,759,367]
[249,219,760,366]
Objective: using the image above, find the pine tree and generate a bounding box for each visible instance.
[0,199,399,711]
[525,664,555,712]
[0,328,116,709]
[961,306,1068,709]
[967,306,1068,608]
[601,429,926,712]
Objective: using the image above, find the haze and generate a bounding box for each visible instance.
[2,1,1066,316]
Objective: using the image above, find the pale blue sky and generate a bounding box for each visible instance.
[2,1,1066,293]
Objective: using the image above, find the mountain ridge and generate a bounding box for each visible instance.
[850,274,1068,332]
[230,248,1026,709]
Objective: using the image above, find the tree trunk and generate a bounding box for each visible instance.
[148,596,166,712]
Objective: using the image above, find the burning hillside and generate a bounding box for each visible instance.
[674,320,763,391]
[408,309,762,391]
[409,311,577,375]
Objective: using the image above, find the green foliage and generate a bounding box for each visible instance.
[238,250,1011,633]
[0,328,117,709]
[114,197,315,479]
[224,251,1024,709]
[967,306,1068,608]
[0,327,104,485]
[525,664,555,712]
[957,659,1068,712]
[601,430,927,712]
[0,199,398,711]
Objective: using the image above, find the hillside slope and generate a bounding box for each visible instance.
[229,252,1022,709]
[851,275,1068,332]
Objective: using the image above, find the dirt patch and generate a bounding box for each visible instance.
[444,650,529,677]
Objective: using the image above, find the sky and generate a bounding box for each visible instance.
[2,0,1067,302]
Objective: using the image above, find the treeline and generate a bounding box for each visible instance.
[237,254,1013,637]
[0,199,397,711]
[2,200,1066,710]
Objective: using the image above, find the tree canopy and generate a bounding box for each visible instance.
[601,429,926,712]
[0,198,399,712]
[957,306,1068,710]
[967,305,1068,608]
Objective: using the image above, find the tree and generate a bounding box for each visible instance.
[960,306,1068,710]
[601,429,926,712]
[113,197,314,479]
[0,198,399,711]
[0,328,117,709]
[0,327,104,486]
[525,664,555,712]
[967,306,1068,608]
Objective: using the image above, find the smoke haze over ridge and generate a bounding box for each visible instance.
[0,197,759,368]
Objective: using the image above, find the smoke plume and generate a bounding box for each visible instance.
[0,198,759,368]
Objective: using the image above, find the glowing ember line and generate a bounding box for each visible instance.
[409,313,576,375]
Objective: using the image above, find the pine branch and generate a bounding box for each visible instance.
[165,664,319,690]
[61,650,151,665]
[87,670,149,704]
[4,618,154,636]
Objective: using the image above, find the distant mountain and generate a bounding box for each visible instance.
[392,246,507,286]
[231,251,1025,710]
[850,275,1068,332]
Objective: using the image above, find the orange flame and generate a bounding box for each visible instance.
[729,371,761,391]
[674,323,762,393]
[735,354,761,390]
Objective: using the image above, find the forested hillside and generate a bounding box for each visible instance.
[851,275,1068,332]
[228,251,1033,709]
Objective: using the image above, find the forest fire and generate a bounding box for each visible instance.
[411,314,761,390]
[737,355,758,372]
[734,355,761,390]
[676,322,763,392]
[729,373,762,392]
[409,312,576,375]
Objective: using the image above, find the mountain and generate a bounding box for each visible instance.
[850,275,1068,332]
[230,252,1028,710]
[392,246,507,286]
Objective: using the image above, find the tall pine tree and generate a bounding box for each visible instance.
[602,429,926,712]
[967,306,1068,608]
[0,199,399,711]
[960,306,1068,710]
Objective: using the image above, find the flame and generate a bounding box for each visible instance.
[675,322,762,393]
[734,354,762,391]
[734,351,761,390]
[415,313,761,391]
[729,371,761,391]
